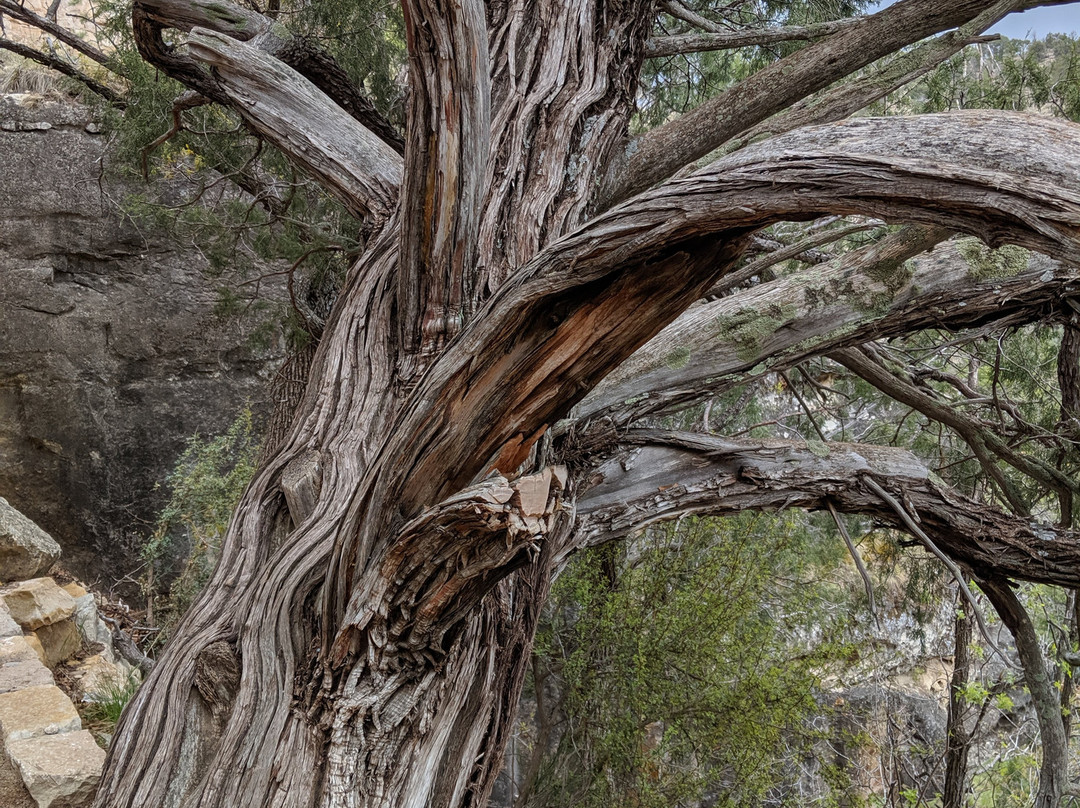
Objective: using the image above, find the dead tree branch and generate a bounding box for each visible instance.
[645,18,861,58]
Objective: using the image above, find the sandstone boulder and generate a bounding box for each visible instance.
[1,579,75,631]
[59,584,86,600]
[6,730,105,807]
[69,594,110,652]
[29,620,82,669]
[0,499,60,582]
[0,637,53,694]
[22,635,47,667]
[72,654,130,700]
[0,685,80,743]
[0,659,54,694]
[0,602,21,639]
[0,636,39,665]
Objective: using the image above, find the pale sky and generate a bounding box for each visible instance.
[870,2,1080,39]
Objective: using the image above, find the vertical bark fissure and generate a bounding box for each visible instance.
[478,0,653,294]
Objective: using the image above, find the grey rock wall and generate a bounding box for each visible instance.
[0,94,284,589]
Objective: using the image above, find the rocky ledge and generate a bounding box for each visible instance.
[0,92,285,589]
[0,496,136,807]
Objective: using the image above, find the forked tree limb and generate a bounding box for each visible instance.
[572,431,1080,589]
[578,232,1080,426]
[371,113,1080,523]
[720,10,1009,156]
[832,345,1078,508]
[132,0,404,152]
[185,29,402,222]
[600,0,1074,206]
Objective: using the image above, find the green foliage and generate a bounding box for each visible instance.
[637,0,871,132]
[143,409,260,636]
[972,751,1039,808]
[82,0,405,349]
[526,512,855,808]
[891,33,1080,121]
[281,0,406,118]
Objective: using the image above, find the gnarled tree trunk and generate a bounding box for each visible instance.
[94,2,1080,807]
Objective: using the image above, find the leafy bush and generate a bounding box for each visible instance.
[524,512,854,808]
[142,408,259,638]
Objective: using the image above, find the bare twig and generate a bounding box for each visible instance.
[646,18,861,58]
[0,0,112,66]
[827,500,879,626]
[0,38,124,106]
[863,474,1016,668]
[708,222,877,297]
[140,90,210,179]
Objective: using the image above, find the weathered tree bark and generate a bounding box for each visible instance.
[943,597,973,808]
[572,431,1080,588]
[982,578,1070,808]
[133,0,405,153]
[578,235,1080,423]
[184,31,402,222]
[92,1,1080,806]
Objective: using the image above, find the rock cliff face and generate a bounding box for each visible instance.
[0,94,284,588]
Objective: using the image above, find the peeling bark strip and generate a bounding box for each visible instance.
[397,0,490,364]
[477,0,653,292]
[574,431,1080,589]
[336,469,567,658]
